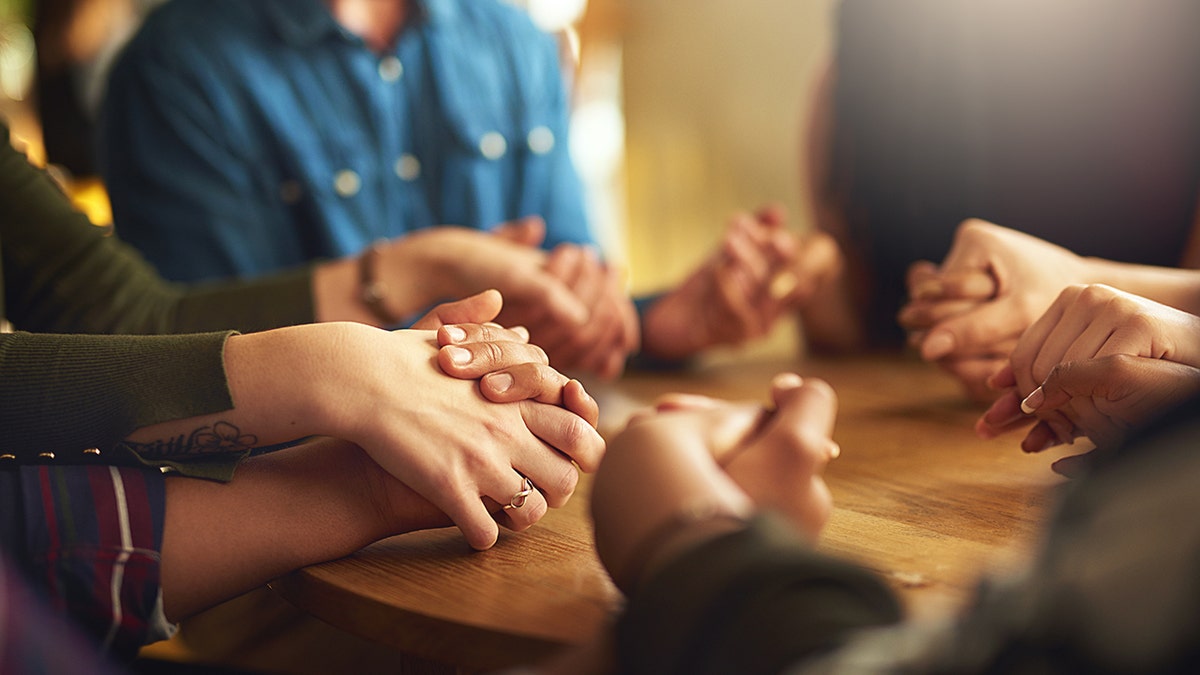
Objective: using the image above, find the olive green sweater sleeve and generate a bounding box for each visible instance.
[0,330,240,477]
[1,133,314,335]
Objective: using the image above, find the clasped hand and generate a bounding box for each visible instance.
[976,284,1200,457]
[899,219,1089,402]
[592,373,840,591]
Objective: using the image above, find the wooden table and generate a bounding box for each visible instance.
[271,354,1077,672]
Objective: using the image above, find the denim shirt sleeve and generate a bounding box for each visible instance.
[98,6,311,283]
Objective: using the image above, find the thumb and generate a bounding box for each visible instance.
[491,215,547,248]
[410,289,504,329]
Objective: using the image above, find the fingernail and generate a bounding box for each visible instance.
[773,372,803,390]
[486,372,513,393]
[828,441,841,460]
[443,325,466,342]
[922,332,955,360]
[446,346,472,365]
[1020,386,1044,414]
[512,326,530,341]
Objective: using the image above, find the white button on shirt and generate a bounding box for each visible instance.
[527,126,555,155]
[479,131,508,160]
[378,56,404,82]
[334,169,362,197]
[394,154,421,181]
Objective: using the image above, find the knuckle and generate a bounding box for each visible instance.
[479,340,506,367]
[1124,311,1156,336]
[525,497,549,523]
[1105,353,1139,376]
[545,465,579,507]
[1077,283,1114,306]
[559,413,591,449]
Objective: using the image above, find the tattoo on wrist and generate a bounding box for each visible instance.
[124,421,259,458]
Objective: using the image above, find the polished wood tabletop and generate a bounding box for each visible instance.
[271,353,1078,672]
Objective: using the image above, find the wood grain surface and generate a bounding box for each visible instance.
[271,353,1080,671]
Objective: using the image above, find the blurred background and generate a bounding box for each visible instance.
[1,0,834,311]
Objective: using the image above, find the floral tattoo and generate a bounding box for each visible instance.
[123,421,259,458]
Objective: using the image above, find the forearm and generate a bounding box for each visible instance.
[1087,258,1200,314]
[122,323,374,455]
[0,331,234,458]
[159,437,414,620]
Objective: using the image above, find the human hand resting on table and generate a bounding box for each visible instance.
[591,373,839,592]
[641,205,842,361]
[898,219,1091,402]
[493,218,640,380]
[976,284,1200,458]
[128,291,605,550]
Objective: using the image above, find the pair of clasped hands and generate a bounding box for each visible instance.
[898,220,1200,466]
[404,205,839,377]
[326,284,839,558]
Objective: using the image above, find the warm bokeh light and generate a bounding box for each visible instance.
[526,0,589,33]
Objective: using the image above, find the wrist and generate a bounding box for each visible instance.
[640,291,710,361]
[359,241,404,326]
[385,229,464,307]
[617,500,750,592]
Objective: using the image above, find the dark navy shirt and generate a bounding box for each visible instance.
[99,0,592,282]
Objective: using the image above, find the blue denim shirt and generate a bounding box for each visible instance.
[99,0,592,282]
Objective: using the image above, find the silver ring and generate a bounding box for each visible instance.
[503,477,535,510]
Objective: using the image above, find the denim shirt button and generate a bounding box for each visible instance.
[334,170,362,197]
[527,126,555,155]
[378,56,404,82]
[479,132,508,160]
[394,154,421,181]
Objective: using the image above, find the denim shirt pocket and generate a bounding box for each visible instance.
[422,22,564,230]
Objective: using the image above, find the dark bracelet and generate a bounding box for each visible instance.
[620,501,750,593]
[358,240,401,326]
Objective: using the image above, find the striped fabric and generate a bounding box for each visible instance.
[1,464,170,661]
[0,553,124,673]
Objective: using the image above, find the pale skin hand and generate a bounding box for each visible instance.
[898,219,1091,402]
[159,293,605,621]
[126,293,604,552]
[591,373,839,592]
[900,219,1200,402]
[977,284,1200,452]
[160,340,600,620]
[641,205,842,361]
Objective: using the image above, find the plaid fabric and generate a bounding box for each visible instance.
[0,553,124,673]
[0,464,170,661]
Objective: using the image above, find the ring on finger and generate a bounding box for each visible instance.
[503,477,536,510]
